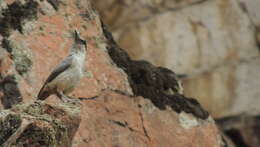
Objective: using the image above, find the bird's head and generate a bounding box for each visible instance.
[72,30,87,54]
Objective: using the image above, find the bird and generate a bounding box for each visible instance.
[37,30,87,102]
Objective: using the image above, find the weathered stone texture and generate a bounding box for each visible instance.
[0,0,225,146]
[0,100,81,147]
[73,91,223,147]
[92,0,260,118]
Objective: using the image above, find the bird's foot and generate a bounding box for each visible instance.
[56,92,73,103]
[60,96,71,103]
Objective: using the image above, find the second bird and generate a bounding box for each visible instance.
[37,30,87,102]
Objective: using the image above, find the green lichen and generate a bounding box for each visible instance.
[6,101,76,146]
[57,100,81,117]
[85,71,93,78]
[2,39,33,76]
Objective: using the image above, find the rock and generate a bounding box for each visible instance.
[92,0,204,30]
[0,0,39,36]
[92,0,260,118]
[183,57,260,117]
[0,75,22,109]
[0,99,81,147]
[74,90,224,147]
[217,114,260,147]
[237,0,260,49]
[0,0,226,146]
[112,0,258,74]
[0,0,133,106]
[238,0,260,26]
[102,22,209,120]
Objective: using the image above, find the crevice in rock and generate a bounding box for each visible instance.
[225,129,249,147]
[139,112,151,141]
[101,21,209,120]
[216,115,260,147]
[109,120,127,128]
[46,0,60,11]
[0,75,22,109]
[101,88,134,97]
[109,119,150,140]
[236,0,260,53]
[255,26,260,51]
[0,0,39,36]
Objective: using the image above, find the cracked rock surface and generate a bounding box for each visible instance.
[0,0,225,146]
[75,90,221,147]
[92,0,260,119]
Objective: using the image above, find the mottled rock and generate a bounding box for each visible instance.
[102,23,208,119]
[0,75,22,109]
[74,91,223,147]
[0,0,133,105]
[0,0,39,36]
[0,0,226,146]
[183,57,260,118]
[92,0,205,30]
[0,100,81,147]
[113,0,258,74]
[238,0,260,26]
[92,0,260,118]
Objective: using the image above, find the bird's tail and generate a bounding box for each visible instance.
[37,86,50,100]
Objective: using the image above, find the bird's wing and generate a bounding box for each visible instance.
[45,55,73,83]
[37,56,73,100]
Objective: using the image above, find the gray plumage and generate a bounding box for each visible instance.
[37,30,87,101]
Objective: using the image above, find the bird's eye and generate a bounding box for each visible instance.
[81,40,86,45]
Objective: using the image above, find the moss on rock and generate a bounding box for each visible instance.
[0,100,81,147]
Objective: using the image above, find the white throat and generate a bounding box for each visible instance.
[74,51,85,67]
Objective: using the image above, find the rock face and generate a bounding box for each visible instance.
[74,91,221,147]
[0,0,226,146]
[0,100,81,146]
[217,114,260,147]
[92,0,260,118]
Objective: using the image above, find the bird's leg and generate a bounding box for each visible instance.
[56,91,71,103]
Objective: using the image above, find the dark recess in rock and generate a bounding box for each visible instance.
[0,0,38,36]
[47,0,60,10]
[0,114,22,146]
[101,21,209,119]
[225,129,250,147]
[255,26,260,51]
[15,123,59,146]
[2,39,13,53]
[0,75,22,109]
[217,115,260,147]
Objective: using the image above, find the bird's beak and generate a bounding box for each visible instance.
[74,30,80,41]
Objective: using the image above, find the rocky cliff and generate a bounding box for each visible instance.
[92,0,260,119]
[0,0,230,146]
